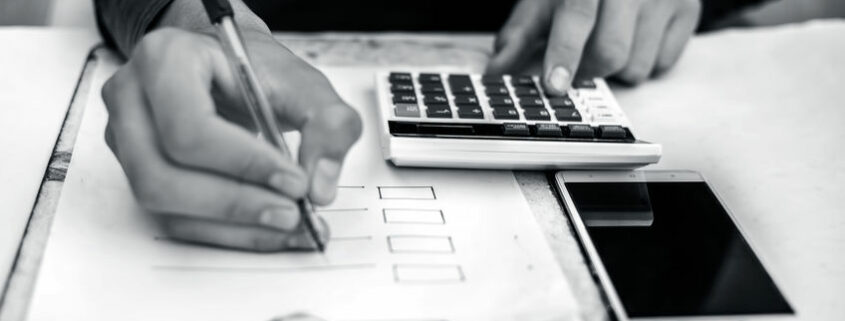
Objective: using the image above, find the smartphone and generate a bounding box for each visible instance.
[554,171,795,320]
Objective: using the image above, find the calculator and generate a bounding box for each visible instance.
[375,71,661,169]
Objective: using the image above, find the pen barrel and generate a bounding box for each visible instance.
[201,0,235,24]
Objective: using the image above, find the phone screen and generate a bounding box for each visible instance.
[564,181,793,318]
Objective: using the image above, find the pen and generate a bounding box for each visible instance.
[200,0,325,252]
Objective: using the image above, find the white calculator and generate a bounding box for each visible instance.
[375,71,661,169]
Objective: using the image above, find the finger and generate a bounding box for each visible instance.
[103,70,302,232]
[614,3,673,84]
[135,29,308,199]
[577,0,640,78]
[485,0,553,75]
[653,0,701,75]
[543,0,601,96]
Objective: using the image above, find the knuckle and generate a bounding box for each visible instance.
[591,41,629,72]
[159,122,203,164]
[324,105,363,143]
[222,183,250,223]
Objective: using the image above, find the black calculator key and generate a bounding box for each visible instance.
[389,72,413,83]
[450,84,475,94]
[424,95,449,105]
[535,123,563,137]
[418,73,442,83]
[555,108,582,122]
[448,74,472,85]
[523,108,551,121]
[493,107,520,120]
[567,124,595,138]
[458,106,484,119]
[518,97,544,108]
[511,76,535,87]
[489,96,514,107]
[454,95,480,106]
[573,78,597,89]
[394,104,420,117]
[390,83,415,93]
[485,86,510,96]
[421,84,445,94]
[599,125,628,139]
[481,75,505,86]
[503,123,530,136]
[426,104,453,118]
[549,96,576,109]
[514,87,540,97]
[393,94,417,104]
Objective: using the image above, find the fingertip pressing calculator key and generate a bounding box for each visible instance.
[375,71,661,169]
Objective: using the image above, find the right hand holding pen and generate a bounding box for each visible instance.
[101,28,362,251]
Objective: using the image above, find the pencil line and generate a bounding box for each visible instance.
[151,263,377,273]
[315,208,369,212]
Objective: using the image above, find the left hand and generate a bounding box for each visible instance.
[486,0,702,94]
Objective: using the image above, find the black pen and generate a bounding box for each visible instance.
[200,0,325,252]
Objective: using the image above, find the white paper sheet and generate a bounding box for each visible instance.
[0,28,99,295]
[25,50,579,321]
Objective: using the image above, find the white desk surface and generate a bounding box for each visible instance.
[2,20,844,321]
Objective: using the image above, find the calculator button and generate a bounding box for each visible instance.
[458,106,484,119]
[518,97,544,108]
[514,87,540,97]
[424,95,449,105]
[448,74,472,84]
[573,78,597,89]
[421,84,445,94]
[489,97,515,107]
[389,72,413,84]
[485,86,510,96]
[481,75,505,86]
[567,124,595,138]
[549,96,576,109]
[390,83,415,93]
[454,95,480,106]
[394,104,421,118]
[392,94,417,104]
[523,108,551,121]
[555,109,582,122]
[426,104,453,118]
[535,123,563,137]
[493,107,520,120]
[450,84,475,94]
[503,123,530,136]
[599,125,627,139]
[511,76,535,87]
[418,73,442,83]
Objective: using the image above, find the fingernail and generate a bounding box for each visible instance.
[548,66,571,94]
[259,207,298,231]
[310,158,341,204]
[269,171,307,196]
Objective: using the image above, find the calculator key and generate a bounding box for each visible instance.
[418,73,442,83]
[485,86,510,96]
[481,75,505,86]
[448,74,472,85]
[493,107,520,120]
[549,96,576,109]
[511,76,535,87]
[454,95,480,106]
[599,125,627,139]
[592,113,618,123]
[424,95,449,105]
[394,104,421,118]
[514,87,540,97]
[450,84,475,94]
[458,106,484,119]
[535,123,563,137]
[390,83,415,93]
[489,97,515,107]
[573,78,597,89]
[555,109,582,122]
[426,104,453,118]
[421,84,445,94]
[389,72,413,83]
[567,124,595,138]
[392,94,417,104]
[503,123,530,136]
[518,97,544,108]
[523,108,551,121]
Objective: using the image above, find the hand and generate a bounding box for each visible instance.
[102,28,362,251]
[486,0,701,94]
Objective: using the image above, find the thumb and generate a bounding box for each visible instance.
[542,0,600,96]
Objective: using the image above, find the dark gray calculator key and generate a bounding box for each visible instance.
[448,74,472,85]
[421,84,445,94]
[555,108,582,122]
[390,83,415,93]
[481,75,505,86]
[514,87,540,97]
[389,72,413,83]
[535,123,563,137]
[424,95,449,105]
[418,73,442,83]
[518,97,545,108]
[549,96,576,109]
[503,123,530,136]
[392,94,417,104]
[454,95,480,106]
[426,104,453,118]
[485,86,510,96]
[450,84,475,94]
[511,76,535,87]
[567,124,595,138]
[599,125,628,139]
[458,106,484,119]
[573,78,597,89]
[523,108,551,120]
[493,107,520,120]
[489,96,514,107]
[394,104,421,117]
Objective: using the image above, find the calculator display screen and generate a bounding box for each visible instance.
[564,181,793,318]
